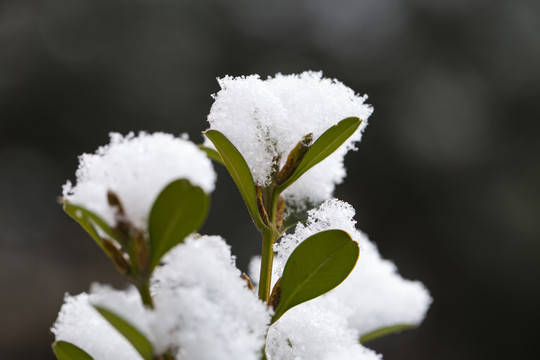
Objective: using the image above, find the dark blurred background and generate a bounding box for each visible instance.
[1,0,539,359]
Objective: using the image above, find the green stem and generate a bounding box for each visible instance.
[258,229,277,302]
[137,281,155,309]
[258,186,282,303]
[266,186,279,224]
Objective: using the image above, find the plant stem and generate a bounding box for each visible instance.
[258,187,282,303]
[137,280,155,309]
[258,228,277,302]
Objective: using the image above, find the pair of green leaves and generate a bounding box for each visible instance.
[52,306,155,360]
[203,117,362,230]
[64,179,209,274]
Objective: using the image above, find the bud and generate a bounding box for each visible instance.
[102,238,131,276]
[275,133,313,185]
[268,277,282,310]
[133,231,150,273]
[241,273,254,290]
[107,190,125,215]
[275,195,286,232]
[270,154,282,177]
[256,186,270,225]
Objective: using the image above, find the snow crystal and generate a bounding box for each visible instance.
[266,302,381,360]
[151,235,271,359]
[274,199,432,337]
[62,132,216,229]
[51,288,146,360]
[206,71,373,205]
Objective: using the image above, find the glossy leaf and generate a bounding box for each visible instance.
[63,202,118,250]
[359,324,417,344]
[94,306,154,360]
[277,117,362,191]
[198,145,225,166]
[52,341,93,360]
[272,229,359,323]
[204,129,267,231]
[148,179,209,270]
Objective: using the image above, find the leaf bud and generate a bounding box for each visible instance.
[241,273,254,290]
[102,238,131,276]
[268,277,282,310]
[276,133,313,185]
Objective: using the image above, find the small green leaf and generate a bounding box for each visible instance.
[272,229,359,323]
[94,306,154,360]
[52,341,93,360]
[281,201,319,231]
[359,324,417,344]
[198,145,225,165]
[204,129,268,231]
[277,117,362,191]
[282,213,307,232]
[148,179,209,270]
[63,202,118,250]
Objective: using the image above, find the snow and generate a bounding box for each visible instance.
[150,235,271,359]
[53,72,432,360]
[274,199,432,336]
[206,71,373,205]
[266,302,381,360]
[54,186,430,360]
[62,132,216,229]
[51,288,145,360]
[52,235,270,360]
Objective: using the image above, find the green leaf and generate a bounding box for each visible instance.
[359,324,417,344]
[281,200,320,231]
[198,145,225,166]
[204,129,268,231]
[94,306,154,360]
[272,229,359,323]
[148,179,209,270]
[52,341,93,360]
[63,202,118,250]
[277,117,361,191]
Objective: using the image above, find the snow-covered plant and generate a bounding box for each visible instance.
[51,71,432,360]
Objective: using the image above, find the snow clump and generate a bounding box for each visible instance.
[206,71,373,206]
[51,235,270,360]
[274,199,432,338]
[266,302,382,360]
[51,287,146,360]
[151,235,271,359]
[62,132,216,229]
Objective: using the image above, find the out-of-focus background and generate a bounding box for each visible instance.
[1,0,539,359]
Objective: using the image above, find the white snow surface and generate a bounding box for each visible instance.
[62,132,216,229]
[52,235,270,360]
[151,235,271,359]
[266,302,381,360]
[274,199,432,337]
[51,288,146,360]
[206,71,373,205]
